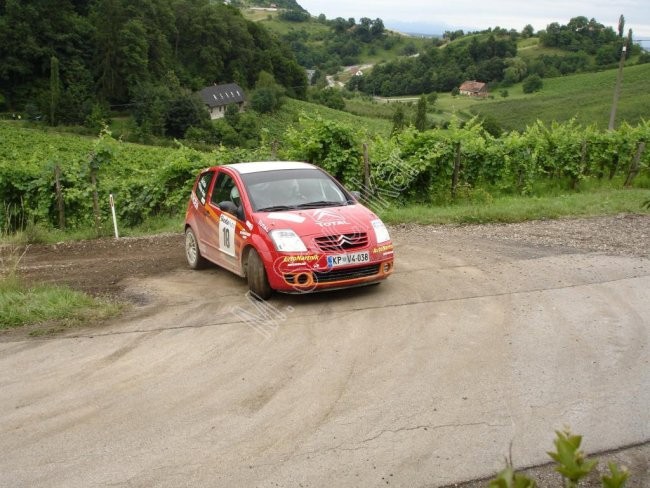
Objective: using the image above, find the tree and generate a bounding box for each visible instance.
[250,71,285,113]
[331,17,348,35]
[224,103,240,127]
[617,15,625,38]
[371,18,385,38]
[250,89,277,114]
[49,56,60,126]
[91,0,128,102]
[415,96,427,131]
[391,104,405,134]
[626,29,633,59]
[522,74,543,93]
[310,87,345,110]
[117,18,150,94]
[356,17,372,43]
[521,24,534,38]
[164,91,208,138]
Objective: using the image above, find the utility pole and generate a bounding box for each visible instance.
[608,44,627,130]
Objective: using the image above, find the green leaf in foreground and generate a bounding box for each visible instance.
[489,466,537,488]
[602,462,629,488]
[547,429,598,487]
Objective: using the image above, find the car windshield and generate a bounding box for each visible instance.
[241,168,351,212]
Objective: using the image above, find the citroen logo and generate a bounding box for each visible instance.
[313,209,340,221]
[337,234,354,246]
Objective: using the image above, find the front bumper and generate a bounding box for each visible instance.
[266,248,394,293]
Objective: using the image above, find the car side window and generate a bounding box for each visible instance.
[210,172,245,220]
[211,173,235,206]
[196,171,214,205]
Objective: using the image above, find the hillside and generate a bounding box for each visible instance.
[241,6,432,72]
[0,0,306,125]
[465,63,650,130]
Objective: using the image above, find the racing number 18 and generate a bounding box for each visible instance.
[222,227,230,248]
[219,214,236,257]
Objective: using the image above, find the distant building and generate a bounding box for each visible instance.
[348,66,364,77]
[459,80,488,98]
[198,83,245,120]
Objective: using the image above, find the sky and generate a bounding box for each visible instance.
[297,0,650,45]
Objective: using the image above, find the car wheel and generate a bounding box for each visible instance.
[185,227,207,270]
[247,248,273,300]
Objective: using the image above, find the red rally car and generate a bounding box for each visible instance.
[184,161,394,299]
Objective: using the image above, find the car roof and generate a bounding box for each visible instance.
[225,161,316,175]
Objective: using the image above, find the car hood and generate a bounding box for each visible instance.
[253,204,379,237]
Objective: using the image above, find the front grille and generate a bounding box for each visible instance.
[314,264,380,283]
[284,264,380,285]
[314,233,368,252]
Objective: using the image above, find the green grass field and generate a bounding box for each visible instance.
[257,98,392,140]
[0,250,121,335]
[454,63,650,130]
[379,187,650,225]
[247,12,331,37]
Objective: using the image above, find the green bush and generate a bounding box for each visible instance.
[490,429,629,488]
[522,74,543,94]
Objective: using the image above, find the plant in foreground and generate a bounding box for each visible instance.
[490,429,629,488]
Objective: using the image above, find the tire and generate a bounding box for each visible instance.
[185,227,207,270]
[247,248,273,300]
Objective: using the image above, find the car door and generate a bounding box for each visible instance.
[191,170,217,260]
[204,170,248,275]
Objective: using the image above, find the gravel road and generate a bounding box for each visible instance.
[1,214,648,487]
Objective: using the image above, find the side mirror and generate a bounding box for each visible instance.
[350,190,361,201]
[218,201,238,214]
[218,201,245,221]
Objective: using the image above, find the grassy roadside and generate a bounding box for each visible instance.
[378,188,650,225]
[0,246,122,337]
[1,186,647,335]
[3,186,648,243]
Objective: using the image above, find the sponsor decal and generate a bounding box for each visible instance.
[257,220,269,233]
[191,192,199,209]
[372,244,394,254]
[282,255,320,263]
[312,208,347,227]
[315,220,347,227]
[268,212,305,223]
[313,209,341,221]
[219,214,237,257]
[239,230,251,239]
[246,220,254,231]
[220,214,234,227]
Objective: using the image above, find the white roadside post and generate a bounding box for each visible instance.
[109,194,119,239]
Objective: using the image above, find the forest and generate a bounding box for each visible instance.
[349,17,646,97]
[0,0,307,127]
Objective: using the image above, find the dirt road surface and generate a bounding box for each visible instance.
[1,216,649,487]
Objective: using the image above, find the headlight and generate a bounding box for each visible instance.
[269,229,307,252]
[371,219,390,244]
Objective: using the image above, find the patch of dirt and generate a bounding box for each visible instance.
[9,214,648,300]
[396,213,650,258]
[14,232,186,297]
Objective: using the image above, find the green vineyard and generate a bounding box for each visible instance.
[1,116,649,234]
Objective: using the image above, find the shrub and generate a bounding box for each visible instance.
[490,429,629,488]
[522,74,543,94]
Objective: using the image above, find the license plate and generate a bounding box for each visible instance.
[327,251,370,267]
